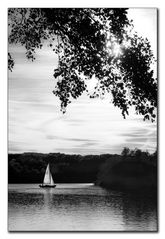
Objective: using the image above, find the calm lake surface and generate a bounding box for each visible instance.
[8,184,157,231]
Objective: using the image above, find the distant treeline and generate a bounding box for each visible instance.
[8,148,157,189]
[8,152,109,183]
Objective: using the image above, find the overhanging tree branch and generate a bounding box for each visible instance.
[8,8,157,121]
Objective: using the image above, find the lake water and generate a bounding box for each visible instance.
[8,184,157,231]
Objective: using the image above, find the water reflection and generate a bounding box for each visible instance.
[121,193,157,231]
[8,184,157,231]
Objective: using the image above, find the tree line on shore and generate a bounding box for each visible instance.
[8,148,157,191]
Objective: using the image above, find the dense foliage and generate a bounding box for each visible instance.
[8,8,157,121]
[97,148,157,191]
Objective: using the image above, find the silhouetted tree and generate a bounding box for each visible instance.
[8,8,157,120]
[121,147,130,157]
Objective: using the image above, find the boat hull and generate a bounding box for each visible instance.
[39,184,56,188]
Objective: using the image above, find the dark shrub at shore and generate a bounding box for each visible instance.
[96,148,157,192]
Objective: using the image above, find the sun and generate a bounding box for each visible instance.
[106,40,122,57]
[112,43,122,57]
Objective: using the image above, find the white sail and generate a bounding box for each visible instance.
[43,164,51,184]
[43,163,55,185]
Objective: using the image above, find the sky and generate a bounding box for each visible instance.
[8,8,157,155]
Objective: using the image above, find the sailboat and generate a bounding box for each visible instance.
[39,163,56,188]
